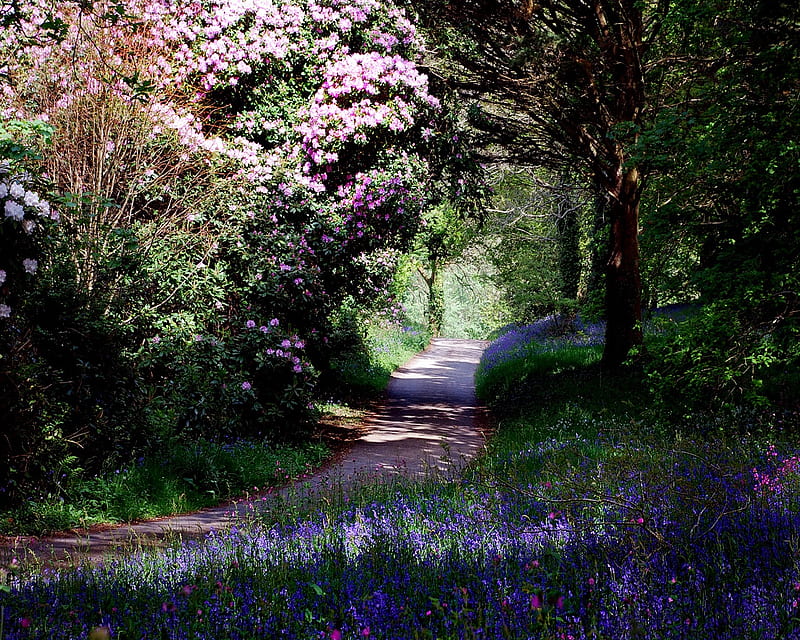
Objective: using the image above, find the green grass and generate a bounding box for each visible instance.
[0,439,330,536]
[330,321,430,395]
[476,343,603,403]
[472,332,788,511]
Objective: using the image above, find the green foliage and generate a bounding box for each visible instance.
[0,120,52,163]
[399,243,509,340]
[476,344,603,406]
[0,439,329,535]
[647,302,799,413]
[483,170,594,323]
[325,308,430,397]
[409,202,480,336]
[637,0,800,407]
[441,259,509,339]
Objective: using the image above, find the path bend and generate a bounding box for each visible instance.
[4,338,489,566]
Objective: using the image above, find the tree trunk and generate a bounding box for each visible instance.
[555,189,581,301]
[601,163,643,369]
[421,261,444,337]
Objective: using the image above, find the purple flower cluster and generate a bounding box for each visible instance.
[480,314,605,373]
[4,442,800,639]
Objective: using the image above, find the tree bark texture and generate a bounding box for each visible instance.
[602,163,643,369]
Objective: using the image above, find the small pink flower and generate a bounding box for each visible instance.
[361,627,370,637]
[531,594,542,609]
[20,618,31,628]
[329,630,342,640]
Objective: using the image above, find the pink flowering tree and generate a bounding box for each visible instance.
[0,0,475,470]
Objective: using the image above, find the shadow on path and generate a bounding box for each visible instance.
[3,338,488,566]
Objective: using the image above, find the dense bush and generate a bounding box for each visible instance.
[647,301,800,413]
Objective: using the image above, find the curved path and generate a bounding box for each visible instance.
[4,338,489,567]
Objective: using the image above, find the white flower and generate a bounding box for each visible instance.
[22,258,37,274]
[38,200,51,217]
[4,200,24,221]
[0,183,8,198]
[22,219,36,234]
[23,190,40,208]
[0,270,6,285]
[9,182,24,199]
[0,304,10,318]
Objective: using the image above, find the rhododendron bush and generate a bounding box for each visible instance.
[0,0,468,503]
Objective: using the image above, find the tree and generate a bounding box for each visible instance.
[409,203,477,335]
[410,0,658,368]
[483,168,593,321]
[641,0,800,406]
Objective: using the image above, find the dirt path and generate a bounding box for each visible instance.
[4,338,489,566]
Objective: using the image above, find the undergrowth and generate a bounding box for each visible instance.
[0,440,329,536]
[0,321,427,536]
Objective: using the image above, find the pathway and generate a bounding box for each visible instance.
[3,338,488,566]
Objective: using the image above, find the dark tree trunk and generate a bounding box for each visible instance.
[602,164,643,369]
